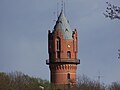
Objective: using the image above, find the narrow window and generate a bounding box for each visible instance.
[56,37,60,51]
[67,73,70,80]
[67,51,71,59]
[57,51,60,59]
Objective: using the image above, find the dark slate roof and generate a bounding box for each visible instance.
[54,10,73,39]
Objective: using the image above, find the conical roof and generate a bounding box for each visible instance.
[54,10,73,39]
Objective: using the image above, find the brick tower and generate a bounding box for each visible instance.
[46,10,80,89]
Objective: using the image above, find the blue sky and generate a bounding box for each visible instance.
[0,0,120,84]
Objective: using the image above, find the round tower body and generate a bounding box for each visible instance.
[46,10,80,89]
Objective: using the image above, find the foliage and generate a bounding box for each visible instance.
[0,71,54,90]
[104,2,120,20]
[0,71,120,90]
[0,72,10,90]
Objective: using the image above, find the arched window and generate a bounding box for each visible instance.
[67,51,71,59]
[56,37,60,51]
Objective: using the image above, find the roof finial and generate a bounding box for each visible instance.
[57,1,59,17]
[64,1,66,15]
[61,0,64,11]
[61,0,66,15]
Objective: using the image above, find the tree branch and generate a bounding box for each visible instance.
[104,2,120,20]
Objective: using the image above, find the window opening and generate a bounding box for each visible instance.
[57,51,60,59]
[67,51,71,59]
[56,37,60,51]
[67,73,70,80]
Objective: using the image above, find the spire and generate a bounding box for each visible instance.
[53,10,73,39]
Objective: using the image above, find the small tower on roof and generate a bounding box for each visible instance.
[46,9,80,89]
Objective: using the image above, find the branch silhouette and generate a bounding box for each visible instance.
[104,2,120,20]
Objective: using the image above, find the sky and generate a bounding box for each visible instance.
[0,0,120,84]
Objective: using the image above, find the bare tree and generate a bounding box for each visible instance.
[77,74,106,90]
[8,71,38,90]
[108,82,120,90]
[104,2,120,20]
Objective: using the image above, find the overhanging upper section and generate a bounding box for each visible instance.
[46,59,80,65]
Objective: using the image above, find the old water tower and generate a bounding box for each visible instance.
[46,9,80,89]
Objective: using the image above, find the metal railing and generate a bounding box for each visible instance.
[46,58,80,64]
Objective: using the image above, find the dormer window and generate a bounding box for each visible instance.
[59,21,62,23]
[65,29,69,32]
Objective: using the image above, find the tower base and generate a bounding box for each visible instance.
[54,83,77,90]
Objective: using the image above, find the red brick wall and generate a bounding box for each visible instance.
[50,64,77,85]
[48,29,78,86]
